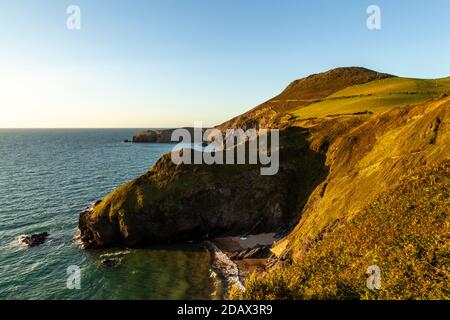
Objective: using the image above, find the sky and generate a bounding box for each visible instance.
[0,0,450,128]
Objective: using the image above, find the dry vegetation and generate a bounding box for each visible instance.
[231,161,449,300]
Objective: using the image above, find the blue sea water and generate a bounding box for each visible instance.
[0,129,220,300]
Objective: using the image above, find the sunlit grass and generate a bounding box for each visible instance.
[289,77,450,119]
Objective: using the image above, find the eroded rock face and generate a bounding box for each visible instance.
[79,128,328,248]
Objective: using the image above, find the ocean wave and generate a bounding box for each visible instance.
[204,241,245,296]
[72,228,83,248]
[99,250,131,258]
[10,235,29,250]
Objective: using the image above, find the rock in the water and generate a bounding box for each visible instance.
[20,232,49,247]
[100,257,122,267]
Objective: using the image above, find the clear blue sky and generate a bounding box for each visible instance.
[1,0,450,128]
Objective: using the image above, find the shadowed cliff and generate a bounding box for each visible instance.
[80,127,327,248]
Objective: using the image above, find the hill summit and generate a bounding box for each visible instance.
[276,66,393,103]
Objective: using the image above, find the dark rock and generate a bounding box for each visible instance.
[20,232,49,247]
[79,209,122,249]
[100,257,122,267]
[123,139,130,143]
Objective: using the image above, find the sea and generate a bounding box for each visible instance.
[0,129,222,300]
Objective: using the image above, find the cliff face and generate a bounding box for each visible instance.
[79,127,327,248]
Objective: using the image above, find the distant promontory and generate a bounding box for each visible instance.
[132,128,192,143]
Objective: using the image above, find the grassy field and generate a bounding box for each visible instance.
[290,77,450,119]
[328,77,450,97]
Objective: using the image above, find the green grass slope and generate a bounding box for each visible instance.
[216,67,392,130]
[329,77,450,97]
[291,77,450,119]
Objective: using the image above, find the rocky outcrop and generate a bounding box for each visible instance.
[132,127,204,143]
[132,129,175,143]
[100,257,122,267]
